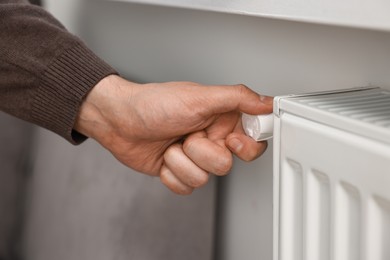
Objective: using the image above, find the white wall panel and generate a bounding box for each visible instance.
[114,0,390,31]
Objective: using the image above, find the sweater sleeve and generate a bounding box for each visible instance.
[0,0,118,144]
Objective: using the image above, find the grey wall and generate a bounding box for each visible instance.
[23,129,215,260]
[0,113,34,260]
[27,1,390,260]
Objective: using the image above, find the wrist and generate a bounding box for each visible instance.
[74,75,120,142]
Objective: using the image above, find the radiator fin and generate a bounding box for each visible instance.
[368,196,390,260]
[280,159,303,260]
[334,182,361,260]
[306,170,330,260]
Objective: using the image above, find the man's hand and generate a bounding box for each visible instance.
[74,75,273,195]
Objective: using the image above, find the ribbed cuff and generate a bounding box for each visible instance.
[32,43,118,144]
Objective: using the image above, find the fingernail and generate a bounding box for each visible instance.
[229,138,243,152]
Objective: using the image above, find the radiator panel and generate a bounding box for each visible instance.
[274,88,390,260]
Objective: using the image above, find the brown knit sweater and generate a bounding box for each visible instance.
[0,0,117,144]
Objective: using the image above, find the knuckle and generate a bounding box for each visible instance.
[160,168,193,195]
[176,187,194,195]
[234,84,251,100]
[183,138,196,155]
[172,182,194,195]
[172,184,194,195]
[236,83,249,93]
[190,173,209,188]
[164,144,181,161]
[236,83,248,89]
[159,167,170,184]
[214,156,233,176]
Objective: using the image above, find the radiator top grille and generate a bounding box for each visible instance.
[297,88,390,128]
[275,87,390,144]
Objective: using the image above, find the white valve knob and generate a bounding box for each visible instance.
[242,113,274,141]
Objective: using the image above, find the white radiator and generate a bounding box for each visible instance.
[273,87,390,260]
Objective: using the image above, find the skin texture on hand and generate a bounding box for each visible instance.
[74,75,273,195]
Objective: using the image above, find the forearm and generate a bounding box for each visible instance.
[0,0,117,143]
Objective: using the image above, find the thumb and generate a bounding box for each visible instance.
[226,133,269,161]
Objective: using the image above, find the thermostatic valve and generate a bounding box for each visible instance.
[242,113,274,141]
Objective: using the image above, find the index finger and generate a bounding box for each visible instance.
[199,84,273,116]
